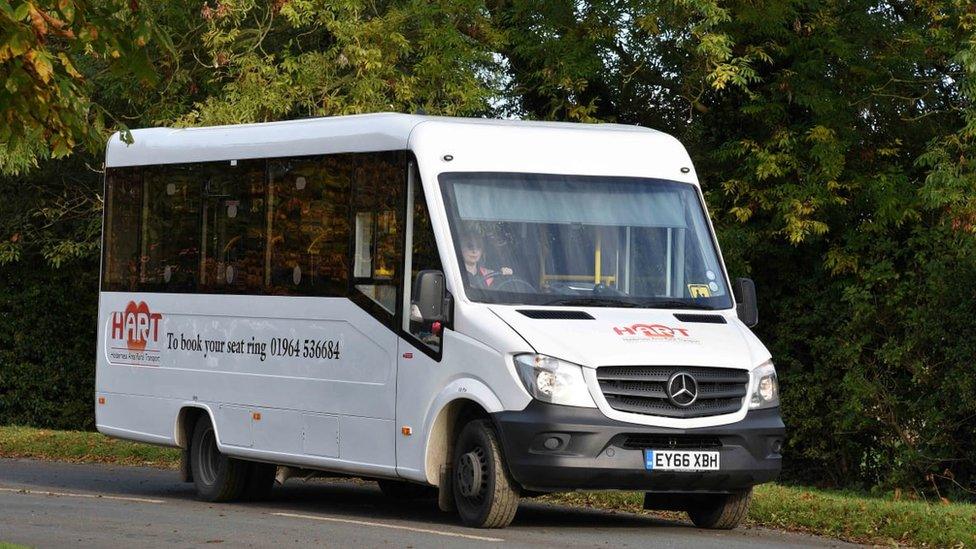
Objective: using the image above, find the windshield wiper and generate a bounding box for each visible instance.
[641,300,715,310]
[545,297,639,308]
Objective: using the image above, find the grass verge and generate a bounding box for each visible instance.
[2,425,973,546]
[543,486,976,547]
[0,425,179,469]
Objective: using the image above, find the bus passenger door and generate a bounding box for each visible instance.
[396,163,446,481]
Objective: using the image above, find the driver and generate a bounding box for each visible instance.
[460,232,512,288]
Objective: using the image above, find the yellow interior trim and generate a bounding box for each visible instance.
[594,232,602,284]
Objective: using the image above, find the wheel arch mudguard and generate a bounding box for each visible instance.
[422,378,504,485]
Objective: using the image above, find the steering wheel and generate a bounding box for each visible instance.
[487,274,536,293]
[593,282,624,296]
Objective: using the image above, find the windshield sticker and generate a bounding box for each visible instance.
[613,323,700,345]
[687,284,712,298]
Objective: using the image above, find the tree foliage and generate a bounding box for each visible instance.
[0,0,157,175]
[1,0,975,500]
[180,0,501,124]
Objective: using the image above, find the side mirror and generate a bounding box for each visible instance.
[733,278,758,327]
[414,270,450,322]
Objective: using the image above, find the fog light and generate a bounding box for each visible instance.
[533,433,570,452]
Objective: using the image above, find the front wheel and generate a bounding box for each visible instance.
[686,488,752,529]
[452,419,520,528]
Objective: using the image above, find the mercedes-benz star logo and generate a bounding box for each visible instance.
[667,372,699,407]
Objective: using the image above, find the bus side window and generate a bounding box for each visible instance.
[103,167,143,291]
[403,164,443,354]
[352,153,403,317]
[199,162,265,293]
[267,157,351,297]
[142,165,202,292]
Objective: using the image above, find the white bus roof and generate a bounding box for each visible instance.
[104,113,675,168]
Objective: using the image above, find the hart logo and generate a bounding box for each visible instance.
[111,301,163,351]
[613,324,690,338]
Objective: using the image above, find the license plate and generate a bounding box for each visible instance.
[644,449,720,471]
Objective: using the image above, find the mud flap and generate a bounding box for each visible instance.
[180,445,193,483]
[438,464,455,512]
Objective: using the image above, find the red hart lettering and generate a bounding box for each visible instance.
[111,301,163,351]
[613,323,690,338]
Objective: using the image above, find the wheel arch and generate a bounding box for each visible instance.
[174,404,216,449]
[422,378,504,486]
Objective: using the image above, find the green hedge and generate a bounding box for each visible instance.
[734,222,976,499]
[0,260,98,430]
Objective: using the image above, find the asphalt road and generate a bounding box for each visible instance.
[0,458,858,548]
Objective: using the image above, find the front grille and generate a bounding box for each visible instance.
[596,366,748,419]
[620,434,723,450]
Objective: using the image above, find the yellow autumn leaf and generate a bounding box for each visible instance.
[58,52,82,78]
[25,50,55,83]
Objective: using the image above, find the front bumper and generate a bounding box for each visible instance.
[491,402,785,493]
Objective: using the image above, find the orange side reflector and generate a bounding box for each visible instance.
[401,426,412,436]
[252,412,262,421]
[97,397,106,405]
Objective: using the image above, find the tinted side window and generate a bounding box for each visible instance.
[142,165,202,291]
[102,151,406,304]
[352,152,404,317]
[404,163,444,353]
[268,156,352,296]
[199,161,266,293]
[102,167,143,291]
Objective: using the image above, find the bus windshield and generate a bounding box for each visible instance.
[439,173,732,309]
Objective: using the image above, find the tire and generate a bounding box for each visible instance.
[451,419,520,528]
[243,462,277,501]
[190,415,249,502]
[686,488,752,529]
[377,479,438,500]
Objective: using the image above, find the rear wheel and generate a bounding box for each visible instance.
[190,415,249,502]
[686,489,752,529]
[451,419,520,528]
[377,479,438,500]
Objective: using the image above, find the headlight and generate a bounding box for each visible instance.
[513,354,596,408]
[749,360,779,409]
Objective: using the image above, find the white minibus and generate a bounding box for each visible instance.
[97,113,784,529]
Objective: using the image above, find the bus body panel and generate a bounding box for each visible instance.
[96,291,398,469]
[395,323,532,483]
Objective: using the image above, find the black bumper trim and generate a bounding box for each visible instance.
[491,402,785,493]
